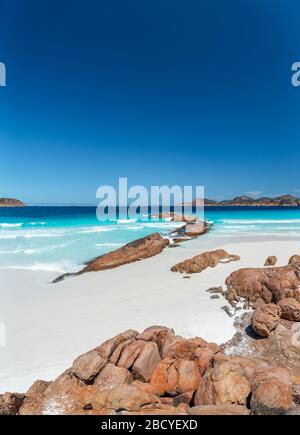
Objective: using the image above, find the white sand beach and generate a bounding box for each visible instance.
[1,234,300,393]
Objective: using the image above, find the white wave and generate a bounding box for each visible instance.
[0,234,18,239]
[77,226,117,234]
[23,233,64,239]
[117,219,137,224]
[0,244,67,255]
[3,261,82,273]
[0,223,22,228]
[0,221,47,229]
[0,232,65,240]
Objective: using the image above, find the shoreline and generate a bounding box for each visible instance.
[2,233,300,393]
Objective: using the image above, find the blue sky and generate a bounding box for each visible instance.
[0,0,300,204]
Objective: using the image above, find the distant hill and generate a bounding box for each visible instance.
[191,195,300,207]
[0,198,25,207]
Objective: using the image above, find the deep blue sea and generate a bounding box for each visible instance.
[0,206,300,272]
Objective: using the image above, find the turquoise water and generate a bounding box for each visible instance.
[0,206,300,272]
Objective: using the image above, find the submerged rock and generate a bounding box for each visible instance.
[54,233,169,282]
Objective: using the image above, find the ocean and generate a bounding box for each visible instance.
[0,206,300,273]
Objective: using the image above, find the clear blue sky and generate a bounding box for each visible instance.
[0,0,300,204]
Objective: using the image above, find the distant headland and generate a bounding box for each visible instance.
[0,198,25,207]
[193,194,300,207]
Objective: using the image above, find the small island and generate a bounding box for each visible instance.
[0,198,25,207]
[192,194,300,207]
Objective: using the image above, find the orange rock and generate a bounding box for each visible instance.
[150,358,174,395]
[94,363,133,391]
[289,255,300,265]
[175,360,201,395]
[150,357,201,396]
[278,298,300,321]
[0,393,24,415]
[132,342,161,382]
[84,233,169,272]
[117,340,146,369]
[225,264,300,306]
[194,346,214,375]
[251,304,281,337]
[171,249,240,274]
[72,350,106,382]
[131,380,160,395]
[95,329,138,360]
[161,335,208,359]
[264,256,277,266]
[91,384,160,412]
[195,360,251,406]
[194,371,214,406]
[251,379,293,415]
[252,367,292,388]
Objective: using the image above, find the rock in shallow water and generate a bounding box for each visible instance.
[53,233,169,282]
